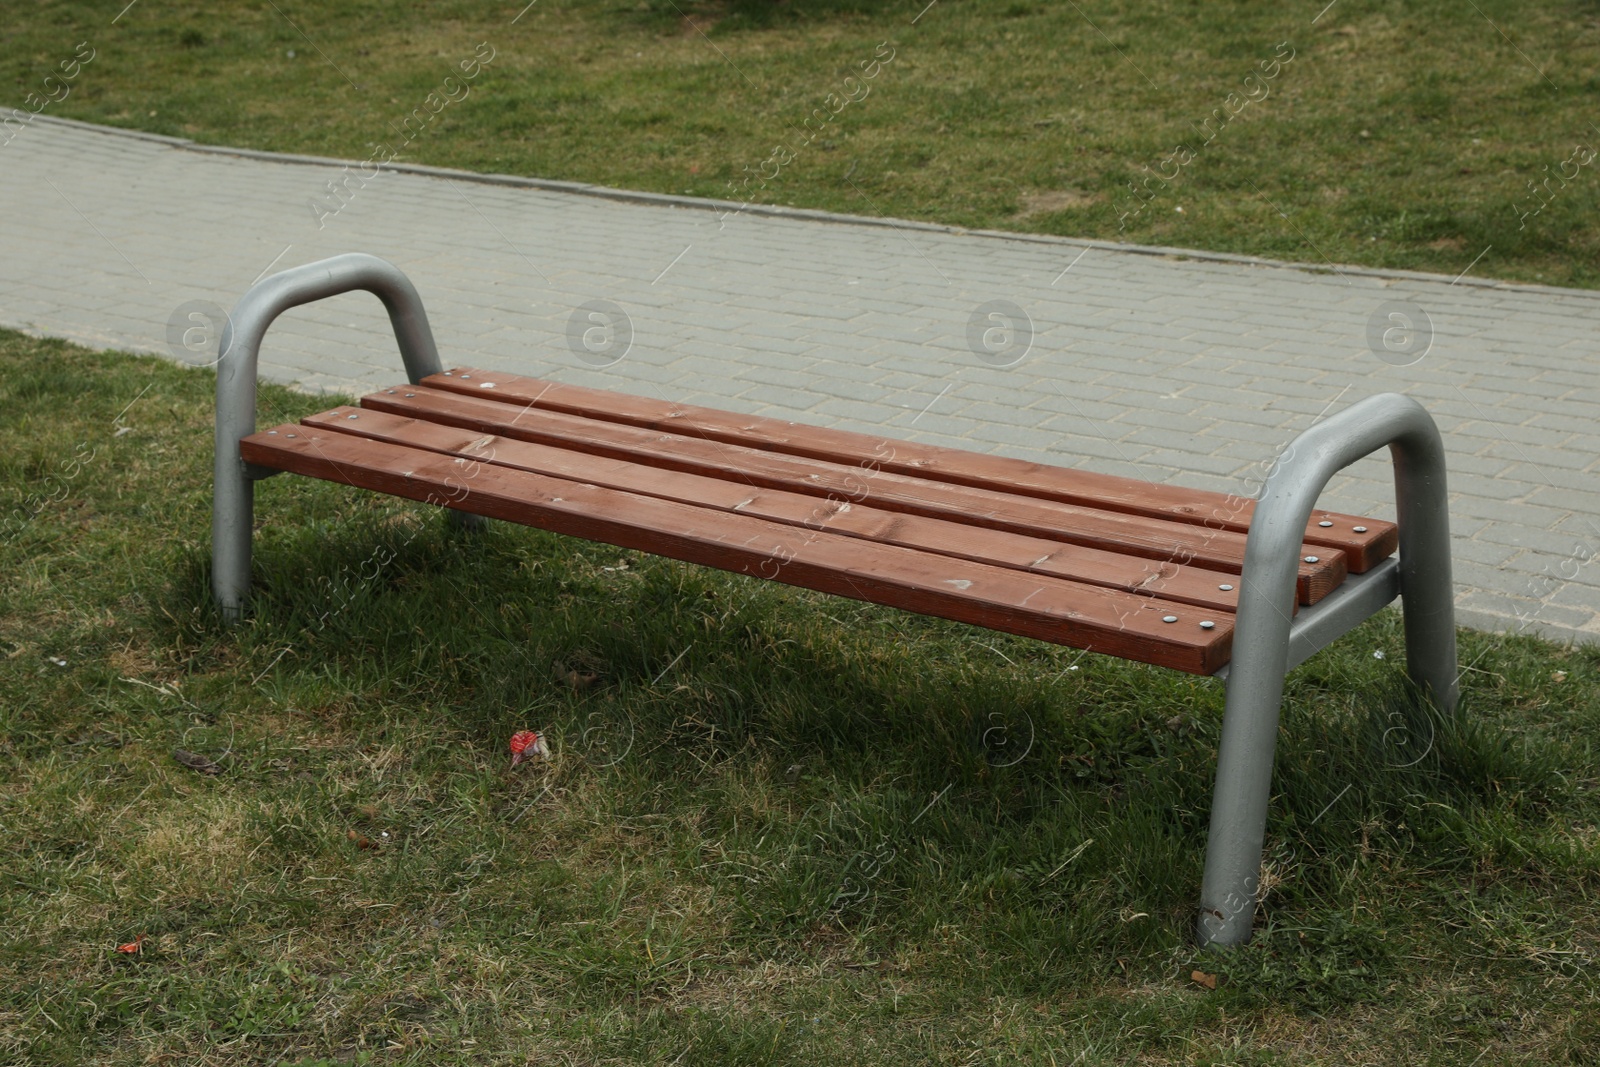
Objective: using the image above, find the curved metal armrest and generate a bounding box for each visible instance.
[215,252,442,453]
[212,253,444,622]
[1233,392,1457,711]
[1198,392,1458,947]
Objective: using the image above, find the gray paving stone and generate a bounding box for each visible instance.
[1175,472,1248,495]
[892,411,986,439]
[1157,451,1255,479]
[736,365,824,391]
[949,400,1048,429]
[1441,452,1519,479]
[1210,405,1298,429]
[1545,573,1600,612]
[1026,385,1122,412]
[603,360,688,388]
[1113,425,1207,454]
[1195,420,1301,449]
[1535,368,1600,388]
[813,358,894,386]
[1525,486,1600,518]
[1442,471,1538,504]
[1113,408,1214,434]
[1477,442,1595,472]
[1456,592,1590,633]
[967,422,1054,450]
[872,370,937,394]
[1475,521,1595,556]
[1176,382,1282,410]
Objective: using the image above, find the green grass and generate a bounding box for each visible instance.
[7,0,1600,287]
[4,333,1600,1064]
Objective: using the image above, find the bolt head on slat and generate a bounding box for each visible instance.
[1319,520,1333,527]
[480,382,496,388]
[461,375,471,379]
[1200,621,1215,630]
[348,414,359,419]
[1304,555,1318,563]
[286,433,296,438]
[1219,583,1233,591]
[404,392,416,397]
[1162,615,1178,623]
[1353,525,1367,533]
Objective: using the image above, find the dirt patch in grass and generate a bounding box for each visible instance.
[1017,189,1100,218]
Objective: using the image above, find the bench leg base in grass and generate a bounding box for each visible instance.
[209,254,1458,950]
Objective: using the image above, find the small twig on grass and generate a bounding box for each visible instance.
[650,643,694,687]
[249,645,293,688]
[120,675,201,712]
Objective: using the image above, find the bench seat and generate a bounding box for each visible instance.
[240,367,1398,676]
[213,253,1456,948]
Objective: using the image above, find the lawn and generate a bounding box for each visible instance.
[7,0,1600,288]
[3,333,1600,1064]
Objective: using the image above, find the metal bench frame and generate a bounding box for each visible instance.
[212,253,1458,949]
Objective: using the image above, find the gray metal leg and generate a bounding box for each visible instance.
[212,253,444,624]
[1197,393,1457,948]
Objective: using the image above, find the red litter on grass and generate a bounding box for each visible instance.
[117,935,147,955]
[509,730,550,767]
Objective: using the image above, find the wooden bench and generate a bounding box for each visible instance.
[212,254,1459,949]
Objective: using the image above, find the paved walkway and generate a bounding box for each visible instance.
[5,116,1599,645]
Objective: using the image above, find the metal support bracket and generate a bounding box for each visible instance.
[1212,557,1402,683]
[1197,392,1457,948]
[212,253,445,624]
[242,461,285,482]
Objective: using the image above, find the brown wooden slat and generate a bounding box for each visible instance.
[359,385,1347,605]
[241,424,1236,674]
[423,367,1399,572]
[306,406,1252,615]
